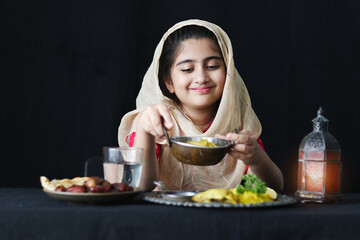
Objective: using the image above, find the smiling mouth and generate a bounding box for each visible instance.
[191,87,213,93]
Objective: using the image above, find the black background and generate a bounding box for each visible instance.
[1,0,359,194]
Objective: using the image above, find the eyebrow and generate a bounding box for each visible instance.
[175,56,223,66]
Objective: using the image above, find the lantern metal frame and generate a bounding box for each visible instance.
[295,107,342,203]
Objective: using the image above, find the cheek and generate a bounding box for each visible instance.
[173,82,189,96]
[172,74,191,91]
[214,71,226,88]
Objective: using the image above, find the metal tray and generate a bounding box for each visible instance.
[143,192,297,208]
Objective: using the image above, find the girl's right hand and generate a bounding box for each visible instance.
[136,104,174,138]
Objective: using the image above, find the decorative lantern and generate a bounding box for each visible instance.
[296,107,341,203]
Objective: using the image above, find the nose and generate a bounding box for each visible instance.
[194,67,209,84]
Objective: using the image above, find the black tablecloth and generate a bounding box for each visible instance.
[1,188,359,240]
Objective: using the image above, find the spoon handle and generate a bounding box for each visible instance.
[230,128,238,146]
[161,119,172,147]
[153,180,171,192]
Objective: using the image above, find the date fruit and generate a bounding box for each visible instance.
[66,185,86,193]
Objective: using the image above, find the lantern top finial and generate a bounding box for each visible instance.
[317,107,324,117]
[312,107,329,131]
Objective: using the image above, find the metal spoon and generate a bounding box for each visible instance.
[153,180,197,200]
[230,128,238,146]
[161,120,172,147]
[153,180,171,192]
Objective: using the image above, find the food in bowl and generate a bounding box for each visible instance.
[186,139,218,147]
[170,137,230,166]
[192,174,277,204]
[40,176,134,193]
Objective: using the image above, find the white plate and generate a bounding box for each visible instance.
[143,192,297,208]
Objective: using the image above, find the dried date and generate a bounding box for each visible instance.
[55,186,66,192]
[112,183,134,192]
[66,185,86,193]
[87,183,111,193]
[53,176,134,193]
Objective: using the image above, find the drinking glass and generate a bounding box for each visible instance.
[103,147,143,188]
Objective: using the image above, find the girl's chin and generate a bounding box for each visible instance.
[193,95,220,104]
[185,100,219,109]
[178,94,221,107]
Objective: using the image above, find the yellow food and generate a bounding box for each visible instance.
[237,191,272,204]
[192,189,238,204]
[192,187,277,204]
[186,139,217,147]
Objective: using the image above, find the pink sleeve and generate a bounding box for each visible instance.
[126,132,136,147]
[126,132,161,161]
[257,137,265,151]
[244,137,265,174]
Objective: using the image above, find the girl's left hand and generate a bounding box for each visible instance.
[215,130,261,165]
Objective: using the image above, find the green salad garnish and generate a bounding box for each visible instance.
[236,174,267,194]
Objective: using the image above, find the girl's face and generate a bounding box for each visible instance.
[165,38,226,114]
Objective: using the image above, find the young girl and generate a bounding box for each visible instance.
[118,19,283,192]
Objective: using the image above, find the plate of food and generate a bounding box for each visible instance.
[143,174,297,208]
[40,176,141,204]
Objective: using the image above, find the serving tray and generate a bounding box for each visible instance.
[143,192,297,208]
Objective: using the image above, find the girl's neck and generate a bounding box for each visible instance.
[176,102,216,130]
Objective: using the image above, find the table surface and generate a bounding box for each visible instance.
[1,188,360,240]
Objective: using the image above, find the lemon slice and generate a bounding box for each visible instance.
[265,187,277,200]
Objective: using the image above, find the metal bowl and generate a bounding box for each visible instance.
[169,136,231,166]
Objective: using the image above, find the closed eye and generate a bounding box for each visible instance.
[181,68,193,73]
[207,65,220,70]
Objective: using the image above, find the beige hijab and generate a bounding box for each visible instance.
[118,19,261,191]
